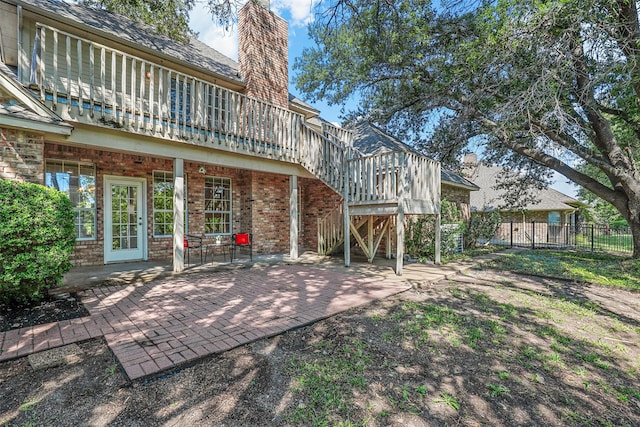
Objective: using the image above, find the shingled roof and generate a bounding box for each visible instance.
[350,121,479,191]
[468,162,581,212]
[15,0,242,85]
[0,61,72,133]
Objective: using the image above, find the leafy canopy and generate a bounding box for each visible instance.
[80,0,247,42]
[295,0,640,256]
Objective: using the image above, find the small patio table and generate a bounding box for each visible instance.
[205,243,231,263]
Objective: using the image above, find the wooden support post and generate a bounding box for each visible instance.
[173,159,185,272]
[435,213,442,265]
[386,216,392,259]
[395,153,407,276]
[17,6,22,82]
[396,209,404,276]
[343,204,351,267]
[290,175,299,259]
[367,215,374,263]
[343,154,351,268]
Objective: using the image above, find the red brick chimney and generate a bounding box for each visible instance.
[238,0,289,108]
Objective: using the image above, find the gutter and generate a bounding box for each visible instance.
[0,114,73,135]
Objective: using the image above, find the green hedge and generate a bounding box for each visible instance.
[405,200,464,261]
[0,179,75,305]
[463,211,502,249]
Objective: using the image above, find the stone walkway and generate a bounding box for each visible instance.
[0,263,413,380]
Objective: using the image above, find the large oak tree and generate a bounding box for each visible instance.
[295,0,640,257]
[80,0,246,41]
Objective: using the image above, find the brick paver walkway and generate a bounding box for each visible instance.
[0,264,409,380]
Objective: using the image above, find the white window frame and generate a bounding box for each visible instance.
[44,159,96,240]
[204,176,232,236]
[152,170,188,238]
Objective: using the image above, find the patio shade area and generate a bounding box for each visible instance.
[0,264,409,380]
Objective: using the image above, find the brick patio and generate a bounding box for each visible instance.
[0,263,410,380]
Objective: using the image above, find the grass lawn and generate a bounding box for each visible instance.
[575,232,633,254]
[283,250,640,426]
[2,250,639,427]
[484,249,640,291]
[441,244,507,263]
[284,264,640,426]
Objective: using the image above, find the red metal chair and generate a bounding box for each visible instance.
[184,234,203,265]
[231,233,252,262]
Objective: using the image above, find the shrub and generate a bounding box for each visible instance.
[464,210,502,249]
[0,179,75,305]
[609,219,629,232]
[405,200,464,260]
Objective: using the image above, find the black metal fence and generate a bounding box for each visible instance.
[486,222,633,254]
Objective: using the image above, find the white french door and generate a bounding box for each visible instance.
[104,176,147,263]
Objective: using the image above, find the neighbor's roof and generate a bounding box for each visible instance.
[0,62,72,134]
[350,121,479,191]
[288,94,320,118]
[14,0,242,85]
[351,121,421,155]
[440,169,480,191]
[469,162,581,212]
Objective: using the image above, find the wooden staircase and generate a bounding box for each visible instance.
[306,121,441,273]
[317,203,396,262]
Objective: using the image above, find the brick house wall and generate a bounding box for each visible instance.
[247,171,291,254]
[300,178,344,252]
[44,143,309,265]
[499,210,569,224]
[1,127,44,183]
[441,183,472,221]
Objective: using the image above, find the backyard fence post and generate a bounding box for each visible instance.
[510,221,513,247]
[591,224,595,252]
[532,221,535,249]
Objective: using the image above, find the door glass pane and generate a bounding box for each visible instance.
[111,184,139,251]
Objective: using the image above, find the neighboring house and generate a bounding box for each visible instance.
[464,154,584,244]
[0,0,440,274]
[346,120,479,219]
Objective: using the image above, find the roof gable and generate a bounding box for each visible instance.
[469,162,581,212]
[351,121,420,155]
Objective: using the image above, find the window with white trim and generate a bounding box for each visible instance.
[153,171,187,237]
[204,176,231,235]
[45,160,96,240]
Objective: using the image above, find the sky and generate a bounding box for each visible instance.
[188,0,346,123]
[188,1,580,198]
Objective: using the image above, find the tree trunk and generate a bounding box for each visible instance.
[625,195,640,259]
[613,187,640,259]
[630,218,640,258]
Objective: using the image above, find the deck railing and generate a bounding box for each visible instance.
[405,153,440,202]
[317,203,344,255]
[29,23,440,212]
[32,23,302,163]
[322,122,354,148]
[346,152,440,205]
[298,124,346,193]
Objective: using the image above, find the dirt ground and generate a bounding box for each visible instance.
[1,267,639,426]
